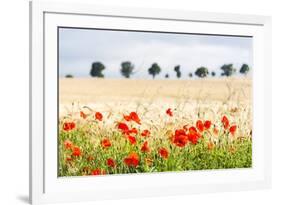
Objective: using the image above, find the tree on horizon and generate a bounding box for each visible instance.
[174,65,181,78]
[65,74,73,78]
[120,61,134,78]
[221,64,236,77]
[239,64,250,75]
[148,63,161,79]
[90,62,105,78]
[195,67,209,78]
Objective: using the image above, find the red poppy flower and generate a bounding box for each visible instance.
[141,129,150,137]
[141,141,150,153]
[173,133,189,147]
[189,126,197,133]
[95,112,103,121]
[187,130,200,145]
[123,114,131,121]
[204,120,212,129]
[175,129,186,136]
[196,120,204,132]
[222,115,230,129]
[64,140,73,149]
[127,135,136,145]
[129,112,141,125]
[229,125,237,135]
[123,112,141,124]
[91,169,106,175]
[129,127,138,135]
[106,158,116,168]
[72,146,82,157]
[124,152,139,167]
[158,148,169,159]
[117,122,129,133]
[63,122,76,131]
[101,138,111,148]
[166,108,173,117]
[80,111,87,119]
[172,129,189,147]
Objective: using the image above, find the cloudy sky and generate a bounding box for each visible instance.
[59,28,252,79]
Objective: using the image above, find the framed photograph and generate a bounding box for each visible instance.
[29,1,272,204]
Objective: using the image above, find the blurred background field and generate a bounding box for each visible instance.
[59,77,251,114]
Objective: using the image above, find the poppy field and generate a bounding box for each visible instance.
[58,78,252,177]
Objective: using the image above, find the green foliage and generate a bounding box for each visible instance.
[240,64,250,75]
[221,64,236,77]
[211,71,216,77]
[90,62,105,78]
[195,67,209,78]
[148,63,161,79]
[120,61,134,78]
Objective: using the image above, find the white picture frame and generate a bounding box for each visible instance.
[29,1,272,204]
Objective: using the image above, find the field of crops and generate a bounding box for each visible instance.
[58,78,252,176]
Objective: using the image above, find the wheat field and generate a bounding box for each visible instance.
[59,77,252,176]
[59,77,251,114]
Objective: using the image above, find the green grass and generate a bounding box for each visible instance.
[58,119,252,177]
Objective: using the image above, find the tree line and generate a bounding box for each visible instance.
[66,61,250,78]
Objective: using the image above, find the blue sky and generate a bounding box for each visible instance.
[59,28,253,79]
